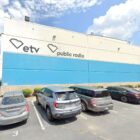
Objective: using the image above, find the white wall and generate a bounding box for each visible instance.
[3,18,140,65]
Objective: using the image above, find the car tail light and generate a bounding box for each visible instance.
[90,98,96,106]
[53,101,65,109]
[133,93,140,98]
[25,102,29,112]
[53,101,58,108]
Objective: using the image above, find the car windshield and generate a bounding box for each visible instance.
[55,91,78,101]
[2,95,25,105]
[95,91,110,98]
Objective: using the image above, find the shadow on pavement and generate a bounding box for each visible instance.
[84,110,110,117]
[33,101,77,126]
[0,120,27,131]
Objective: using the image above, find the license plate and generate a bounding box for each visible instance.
[65,103,75,108]
[8,112,19,116]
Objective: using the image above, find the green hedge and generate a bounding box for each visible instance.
[135,84,140,88]
[22,89,32,97]
[91,86,104,88]
[33,88,42,96]
[123,85,134,88]
[138,84,140,88]
[34,88,42,93]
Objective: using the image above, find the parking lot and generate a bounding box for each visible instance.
[0,98,140,140]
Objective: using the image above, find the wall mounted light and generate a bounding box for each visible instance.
[52,35,56,41]
[118,48,120,52]
[25,16,30,22]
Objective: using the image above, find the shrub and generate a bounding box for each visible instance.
[123,85,134,88]
[33,88,42,96]
[92,86,104,88]
[138,84,140,88]
[22,89,32,97]
[96,86,104,88]
[135,84,140,88]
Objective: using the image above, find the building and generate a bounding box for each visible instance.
[0,18,140,92]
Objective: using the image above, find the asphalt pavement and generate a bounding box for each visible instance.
[0,98,140,140]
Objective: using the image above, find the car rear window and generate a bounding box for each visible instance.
[2,96,25,105]
[95,91,110,98]
[55,91,78,101]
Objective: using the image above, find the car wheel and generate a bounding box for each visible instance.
[36,96,40,105]
[121,96,128,103]
[46,107,54,121]
[81,101,87,112]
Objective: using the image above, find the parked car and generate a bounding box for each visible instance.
[106,86,140,103]
[0,91,29,126]
[70,86,113,112]
[36,86,81,121]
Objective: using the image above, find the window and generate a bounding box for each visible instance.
[43,88,53,98]
[76,88,95,97]
[107,87,113,90]
[86,90,95,97]
[40,88,46,93]
[75,88,82,94]
[55,91,78,101]
[2,96,24,105]
[95,91,110,98]
[108,87,119,92]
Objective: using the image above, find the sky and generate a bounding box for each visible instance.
[0,0,140,46]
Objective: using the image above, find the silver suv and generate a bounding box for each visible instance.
[36,86,81,121]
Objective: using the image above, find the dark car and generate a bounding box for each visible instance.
[70,86,113,112]
[106,86,140,103]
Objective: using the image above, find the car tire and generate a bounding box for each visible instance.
[121,96,128,103]
[46,107,54,121]
[81,101,87,112]
[36,96,40,105]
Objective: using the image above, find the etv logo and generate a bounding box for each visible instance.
[10,38,40,53]
[47,44,58,53]
[10,38,59,54]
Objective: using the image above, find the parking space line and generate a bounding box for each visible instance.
[99,135,110,140]
[31,101,45,130]
[79,114,88,120]
[12,130,19,137]
[110,110,118,114]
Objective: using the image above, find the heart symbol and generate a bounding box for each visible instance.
[10,38,24,49]
[47,44,58,53]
